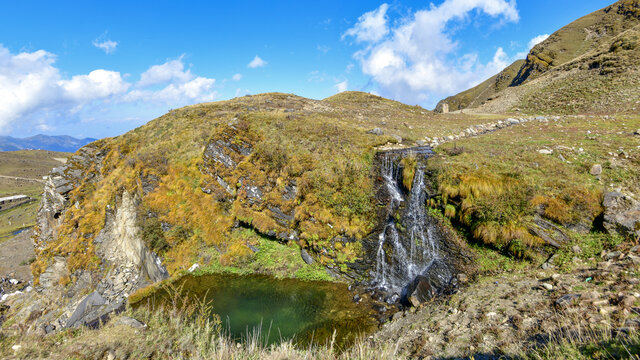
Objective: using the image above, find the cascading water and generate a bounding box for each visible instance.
[372,148,452,302]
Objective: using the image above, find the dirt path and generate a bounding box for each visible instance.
[0,229,34,282]
[0,175,44,183]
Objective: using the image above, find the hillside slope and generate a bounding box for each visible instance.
[435,59,524,113]
[437,0,640,114]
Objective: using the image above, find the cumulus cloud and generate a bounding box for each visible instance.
[528,34,550,50]
[335,80,348,93]
[247,55,267,68]
[93,39,118,54]
[344,0,520,106]
[343,4,389,43]
[0,46,217,135]
[0,45,128,134]
[232,73,243,81]
[515,33,551,59]
[125,57,217,105]
[137,57,193,87]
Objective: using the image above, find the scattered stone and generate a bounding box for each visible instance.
[353,294,361,303]
[368,128,383,136]
[538,149,553,155]
[555,294,581,308]
[634,129,640,136]
[541,283,553,291]
[188,263,199,272]
[457,273,469,283]
[300,249,314,265]
[572,245,582,254]
[605,251,622,260]
[113,316,146,329]
[391,135,403,143]
[602,192,640,238]
[392,311,404,321]
[590,164,603,176]
[619,295,636,308]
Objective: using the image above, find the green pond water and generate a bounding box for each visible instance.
[133,273,379,348]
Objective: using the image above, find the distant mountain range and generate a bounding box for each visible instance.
[0,135,97,152]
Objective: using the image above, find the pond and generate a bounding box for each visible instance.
[132,273,379,348]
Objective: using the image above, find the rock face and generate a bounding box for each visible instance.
[24,144,169,332]
[603,192,640,239]
[201,124,299,242]
[359,147,473,306]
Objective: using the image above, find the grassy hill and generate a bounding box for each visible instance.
[435,59,524,112]
[30,92,501,282]
[437,0,640,114]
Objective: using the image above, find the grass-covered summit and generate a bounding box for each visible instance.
[31,92,497,284]
[437,0,640,114]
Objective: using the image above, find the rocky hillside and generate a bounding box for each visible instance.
[1,92,515,332]
[436,0,640,114]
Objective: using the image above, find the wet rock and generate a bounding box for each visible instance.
[407,276,437,307]
[300,248,314,265]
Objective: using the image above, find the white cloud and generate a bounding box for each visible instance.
[0,45,217,135]
[125,58,217,105]
[0,45,128,134]
[343,4,389,43]
[93,39,118,54]
[515,34,550,59]
[335,80,348,93]
[232,73,243,81]
[344,0,520,106]
[247,55,267,68]
[137,57,193,87]
[528,34,550,50]
[61,69,130,102]
[317,45,330,54]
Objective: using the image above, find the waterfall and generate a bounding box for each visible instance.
[372,149,450,300]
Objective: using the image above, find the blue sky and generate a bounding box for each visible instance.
[0,0,611,138]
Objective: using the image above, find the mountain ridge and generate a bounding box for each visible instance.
[436,0,640,114]
[0,134,97,152]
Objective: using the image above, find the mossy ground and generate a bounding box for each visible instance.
[428,114,640,257]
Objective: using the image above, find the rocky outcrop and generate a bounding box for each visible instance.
[201,123,299,242]
[16,145,169,333]
[603,192,640,239]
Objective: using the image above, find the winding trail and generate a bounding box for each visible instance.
[0,175,45,183]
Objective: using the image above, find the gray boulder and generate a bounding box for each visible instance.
[603,192,640,238]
